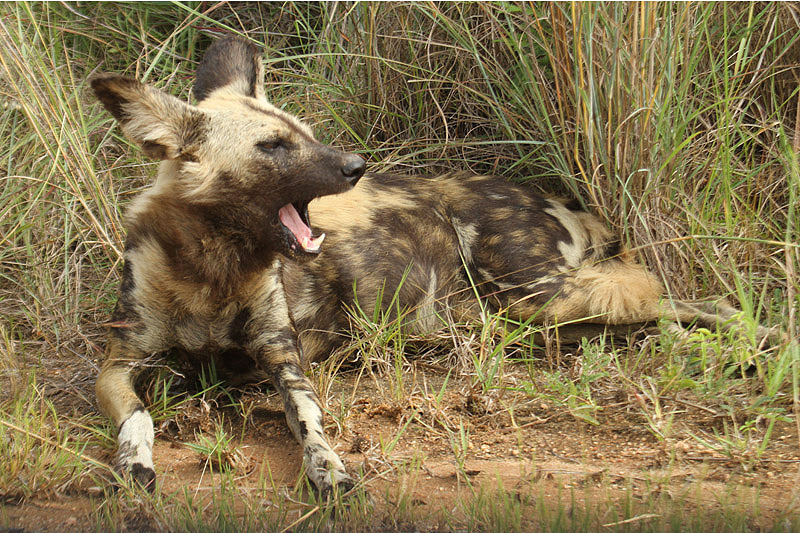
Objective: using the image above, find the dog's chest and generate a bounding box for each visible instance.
[172,303,246,353]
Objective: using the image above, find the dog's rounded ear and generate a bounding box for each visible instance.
[91,74,206,160]
[194,36,265,102]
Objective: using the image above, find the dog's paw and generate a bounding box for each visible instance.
[112,461,156,492]
[305,447,354,498]
[129,463,157,491]
[314,468,354,499]
[754,324,783,347]
[114,409,156,491]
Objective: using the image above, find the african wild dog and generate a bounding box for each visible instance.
[92,37,775,495]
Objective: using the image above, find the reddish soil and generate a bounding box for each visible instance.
[2,362,800,531]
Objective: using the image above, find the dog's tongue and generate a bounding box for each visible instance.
[278,204,325,252]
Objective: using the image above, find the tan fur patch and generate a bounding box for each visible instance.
[452,217,478,264]
[546,262,664,323]
[309,175,418,232]
[544,199,591,267]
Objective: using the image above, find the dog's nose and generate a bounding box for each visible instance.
[342,155,366,185]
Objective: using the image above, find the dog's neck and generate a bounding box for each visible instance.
[125,190,279,302]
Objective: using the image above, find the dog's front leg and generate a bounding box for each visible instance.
[249,271,352,495]
[266,355,352,495]
[96,336,156,490]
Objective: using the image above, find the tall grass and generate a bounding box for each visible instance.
[0,1,798,528]
[1,3,797,343]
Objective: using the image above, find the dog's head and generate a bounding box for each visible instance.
[91,37,365,260]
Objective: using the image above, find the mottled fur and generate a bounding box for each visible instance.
[92,37,363,494]
[92,37,774,495]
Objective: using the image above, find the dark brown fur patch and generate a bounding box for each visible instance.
[228,308,251,346]
[141,141,170,160]
[599,239,623,260]
[564,198,585,211]
[194,37,261,102]
[126,194,276,300]
[90,75,139,121]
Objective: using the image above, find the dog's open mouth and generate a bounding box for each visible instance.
[278,201,325,254]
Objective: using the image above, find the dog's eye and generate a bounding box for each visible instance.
[256,140,285,153]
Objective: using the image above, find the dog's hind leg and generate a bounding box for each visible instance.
[662,298,779,344]
[96,336,155,490]
[489,259,778,345]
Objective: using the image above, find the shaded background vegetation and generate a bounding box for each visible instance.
[1,2,798,350]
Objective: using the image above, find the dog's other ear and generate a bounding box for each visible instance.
[91,74,206,160]
[193,36,264,102]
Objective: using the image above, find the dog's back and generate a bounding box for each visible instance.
[284,171,664,361]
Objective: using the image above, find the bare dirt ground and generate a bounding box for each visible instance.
[2,357,800,531]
